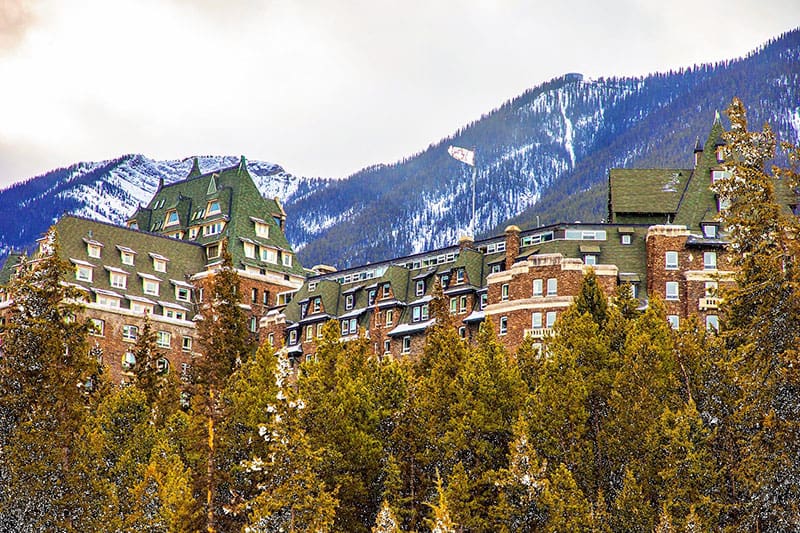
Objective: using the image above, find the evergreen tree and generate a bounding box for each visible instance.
[712,97,800,529]
[0,232,107,531]
[372,500,401,533]
[298,321,405,532]
[611,468,654,533]
[242,349,337,532]
[190,246,252,532]
[426,474,456,533]
[492,416,548,532]
[540,463,593,532]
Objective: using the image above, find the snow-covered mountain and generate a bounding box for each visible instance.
[2,28,799,270]
[0,155,328,259]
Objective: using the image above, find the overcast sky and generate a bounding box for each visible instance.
[0,1,797,188]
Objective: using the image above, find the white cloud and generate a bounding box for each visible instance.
[0,0,797,187]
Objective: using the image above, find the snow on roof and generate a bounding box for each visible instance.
[388,319,435,337]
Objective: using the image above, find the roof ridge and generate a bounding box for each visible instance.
[59,214,205,248]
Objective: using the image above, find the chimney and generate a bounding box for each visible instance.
[504,225,521,270]
[458,234,474,251]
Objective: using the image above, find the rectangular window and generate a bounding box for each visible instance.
[182,336,192,351]
[384,339,391,353]
[282,253,293,267]
[90,318,104,336]
[203,222,224,236]
[584,255,597,266]
[305,326,313,341]
[312,297,321,313]
[173,286,189,302]
[289,330,297,345]
[402,336,411,354]
[368,290,376,306]
[480,293,487,309]
[122,324,138,341]
[532,312,542,329]
[382,283,391,298]
[386,309,394,326]
[499,316,508,335]
[666,281,679,301]
[188,227,199,240]
[490,264,501,274]
[110,272,127,289]
[501,284,509,301]
[458,326,466,339]
[415,280,425,296]
[244,242,256,259]
[449,297,457,314]
[153,258,167,272]
[261,248,278,264]
[263,290,269,305]
[121,251,135,265]
[97,295,120,308]
[667,315,680,329]
[702,224,718,238]
[345,294,354,310]
[665,251,679,270]
[131,302,153,315]
[87,244,102,258]
[421,304,429,321]
[705,281,718,297]
[249,317,258,333]
[254,221,269,238]
[621,234,632,245]
[546,311,557,328]
[143,279,160,296]
[459,295,468,313]
[341,320,349,336]
[547,278,558,296]
[455,270,465,284]
[156,331,171,348]
[706,315,720,332]
[533,279,543,297]
[704,252,717,270]
[317,323,323,338]
[76,265,93,282]
[251,287,258,303]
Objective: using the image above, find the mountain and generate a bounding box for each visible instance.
[290,28,800,268]
[1,28,799,269]
[0,155,328,259]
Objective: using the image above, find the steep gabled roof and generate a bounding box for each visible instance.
[609,168,691,216]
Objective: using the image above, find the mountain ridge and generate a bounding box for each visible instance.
[1,28,798,269]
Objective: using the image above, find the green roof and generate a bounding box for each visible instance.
[609,168,690,216]
[53,215,205,308]
[130,159,304,277]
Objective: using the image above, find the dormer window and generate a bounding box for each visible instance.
[312,297,321,314]
[412,303,429,323]
[153,258,167,272]
[164,210,179,227]
[345,294,354,310]
[282,253,293,267]
[203,222,224,236]
[261,247,278,264]
[189,227,199,240]
[455,269,465,284]
[368,290,376,306]
[72,259,94,282]
[109,270,127,289]
[119,247,135,266]
[87,242,103,258]
[415,280,425,296]
[254,220,269,238]
[382,283,391,299]
[300,302,309,317]
[243,242,256,259]
[702,224,718,238]
[206,200,221,217]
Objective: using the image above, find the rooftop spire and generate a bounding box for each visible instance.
[188,157,201,179]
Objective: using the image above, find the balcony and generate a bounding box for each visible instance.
[524,327,553,340]
[699,297,722,311]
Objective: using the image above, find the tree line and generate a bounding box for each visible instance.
[0,99,799,532]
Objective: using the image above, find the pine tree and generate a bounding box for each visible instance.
[372,500,401,533]
[611,468,654,533]
[492,416,548,532]
[711,98,800,529]
[297,320,405,532]
[540,463,593,533]
[0,232,107,530]
[190,246,252,532]
[426,474,456,533]
[242,349,338,532]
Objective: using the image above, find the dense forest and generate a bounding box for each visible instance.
[0,100,799,531]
